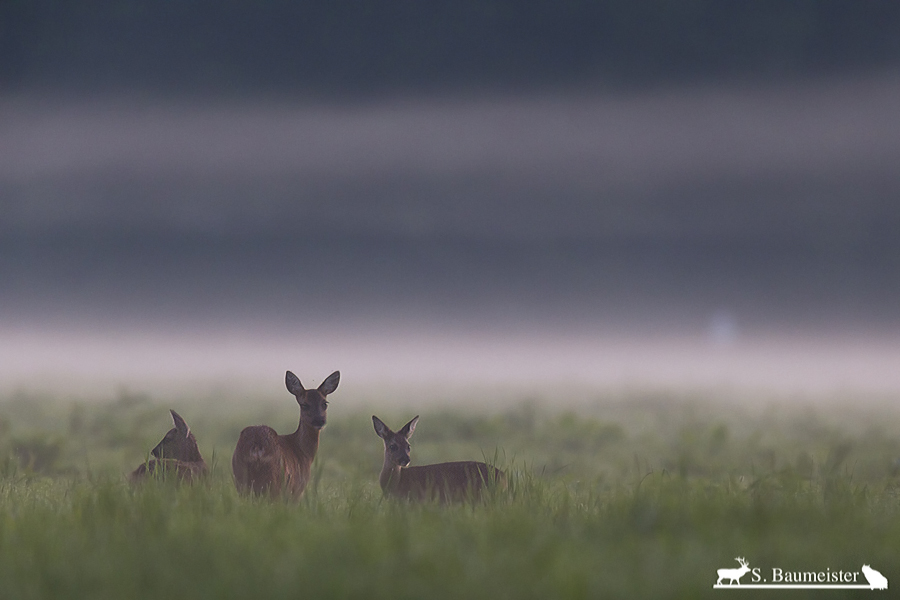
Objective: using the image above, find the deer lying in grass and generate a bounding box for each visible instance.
[372,415,506,503]
[130,409,208,483]
[232,370,340,498]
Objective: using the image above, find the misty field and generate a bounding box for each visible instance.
[1,389,899,599]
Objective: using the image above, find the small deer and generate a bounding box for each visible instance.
[372,415,506,503]
[716,557,751,585]
[130,409,208,483]
[232,370,340,498]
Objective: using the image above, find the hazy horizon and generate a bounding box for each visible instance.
[3,72,900,401]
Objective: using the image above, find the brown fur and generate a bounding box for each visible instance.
[130,459,207,483]
[373,415,506,503]
[130,409,208,484]
[232,370,340,498]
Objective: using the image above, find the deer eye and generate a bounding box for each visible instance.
[300,403,310,409]
[389,444,398,451]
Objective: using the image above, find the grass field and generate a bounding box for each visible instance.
[1,388,899,599]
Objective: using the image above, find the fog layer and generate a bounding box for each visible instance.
[3,74,899,398]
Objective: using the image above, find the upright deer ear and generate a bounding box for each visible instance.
[170,409,190,437]
[399,415,419,439]
[285,371,305,396]
[318,370,340,395]
[372,415,390,438]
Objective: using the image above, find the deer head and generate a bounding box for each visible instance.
[150,409,203,463]
[286,370,340,430]
[372,415,419,467]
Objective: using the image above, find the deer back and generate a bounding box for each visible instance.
[130,459,208,483]
[232,425,311,496]
[388,461,506,503]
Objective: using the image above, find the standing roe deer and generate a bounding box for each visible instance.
[372,415,506,503]
[232,370,340,498]
[130,409,208,483]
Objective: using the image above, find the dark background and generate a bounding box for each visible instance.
[2,1,900,393]
[4,1,900,94]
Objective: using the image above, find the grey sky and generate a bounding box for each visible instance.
[3,73,900,242]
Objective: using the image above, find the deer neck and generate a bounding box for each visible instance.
[183,442,204,464]
[287,419,320,463]
[379,459,403,493]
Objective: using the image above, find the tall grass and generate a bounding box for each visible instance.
[0,392,899,599]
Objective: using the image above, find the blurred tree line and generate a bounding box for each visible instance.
[2,0,899,94]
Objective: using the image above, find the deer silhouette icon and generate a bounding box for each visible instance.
[862,565,888,590]
[716,557,751,585]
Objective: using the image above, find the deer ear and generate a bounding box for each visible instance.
[372,415,390,438]
[170,409,190,437]
[399,415,419,439]
[285,371,305,395]
[318,371,340,396]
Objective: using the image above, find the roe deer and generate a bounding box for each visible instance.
[130,409,208,483]
[232,370,340,498]
[372,415,506,503]
[716,558,751,585]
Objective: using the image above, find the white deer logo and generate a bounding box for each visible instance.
[862,565,888,589]
[717,557,751,585]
